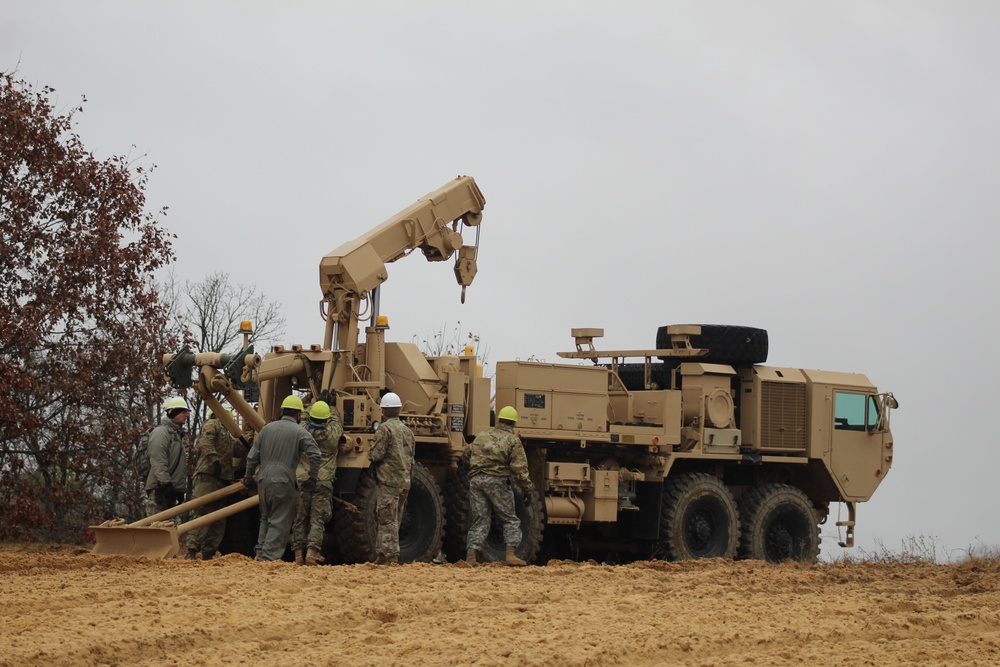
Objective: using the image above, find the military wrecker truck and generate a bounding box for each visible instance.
[102,175,896,564]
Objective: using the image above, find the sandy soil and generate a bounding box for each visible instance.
[1,544,999,667]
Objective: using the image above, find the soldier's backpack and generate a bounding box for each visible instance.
[133,427,155,480]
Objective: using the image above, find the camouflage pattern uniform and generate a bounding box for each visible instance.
[292,410,345,552]
[245,416,321,561]
[368,416,415,562]
[185,418,245,558]
[466,423,532,552]
[144,417,188,516]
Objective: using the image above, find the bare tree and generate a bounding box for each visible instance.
[160,271,285,434]
[412,321,492,377]
[162,270,285,354]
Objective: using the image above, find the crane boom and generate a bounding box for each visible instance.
[318,175,485,351]
[319,175,485,302]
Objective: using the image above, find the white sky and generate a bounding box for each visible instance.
[5,1,1000,560]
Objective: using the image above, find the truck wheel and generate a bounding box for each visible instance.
[219,502,260,558]
[333,470,376,563]
[738,484,820,563]
[480,485,544,565]
[334,462,445,564]
[659,473,739,560]
[656,324,768,365]
[442,461,471,562]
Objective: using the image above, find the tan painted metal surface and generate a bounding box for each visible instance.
[91,483,253,557]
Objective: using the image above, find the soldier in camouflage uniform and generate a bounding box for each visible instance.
[466,406,532,566]
[185,408,245,559]
[367,392,414,565]
[291,400,346,566]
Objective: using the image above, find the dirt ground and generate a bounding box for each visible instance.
[1,544,999,667]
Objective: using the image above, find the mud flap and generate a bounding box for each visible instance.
[631,481,663,541]
[333,467,362,495]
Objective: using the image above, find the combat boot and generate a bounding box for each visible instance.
[505,545,527,567]
[374,553,389,565]
[293,549,305,566]
[305,547,324,566]
[465,551,478,565]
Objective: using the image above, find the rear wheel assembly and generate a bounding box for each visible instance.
[738,484,820,563]
[480,485,544,565]
[659,472,739,560]
[334,462,445,563]
[441,461,471,563]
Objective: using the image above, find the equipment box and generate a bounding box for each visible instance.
[496,362,609,432]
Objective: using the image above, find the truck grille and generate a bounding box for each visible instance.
[759,381,807,452]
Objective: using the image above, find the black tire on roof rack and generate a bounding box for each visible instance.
[655,324,768,365]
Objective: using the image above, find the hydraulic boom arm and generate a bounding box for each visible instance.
[319,175,485,350]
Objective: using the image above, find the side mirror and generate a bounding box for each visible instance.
[885,394,899,410]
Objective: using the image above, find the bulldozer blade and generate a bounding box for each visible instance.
[90,526,142,556]
[92,525,183,559]
[91,495,259,558]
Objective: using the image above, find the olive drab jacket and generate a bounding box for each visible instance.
[368,417,414,490]
[468,423,531,489]
[296,413,346,484]
[193,418,237,481]
[144,417,187,493]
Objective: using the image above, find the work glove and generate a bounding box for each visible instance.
[163,486,180,503]
[212,461,223,477]
[302,477,317,493]
[242,476,256,490]
[518,481,534,498]
[154,486,165,506]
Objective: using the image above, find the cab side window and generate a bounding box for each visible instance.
[834,392,877,431]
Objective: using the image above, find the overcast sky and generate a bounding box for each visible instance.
[4,1,999,561]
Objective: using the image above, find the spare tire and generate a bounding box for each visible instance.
[607,362,673,392]
[656,324,768,366]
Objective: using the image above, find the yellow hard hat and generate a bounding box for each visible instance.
[498,406,518,423]
[281,395,304,412]
[309,401,331,420]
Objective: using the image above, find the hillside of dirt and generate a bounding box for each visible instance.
[1,544,999,667]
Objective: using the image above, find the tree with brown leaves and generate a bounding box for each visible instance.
[0,72,178,541]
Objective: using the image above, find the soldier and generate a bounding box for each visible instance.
[368,392,414,565]
[292,400,346,566]
[185,408,244,560]
[145,396,190,516]
[466,406,532,567]
[243,395,321,562]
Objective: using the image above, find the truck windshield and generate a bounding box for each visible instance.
[834,392,878,432]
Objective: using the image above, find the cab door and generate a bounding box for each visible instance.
[829,391,886,500]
